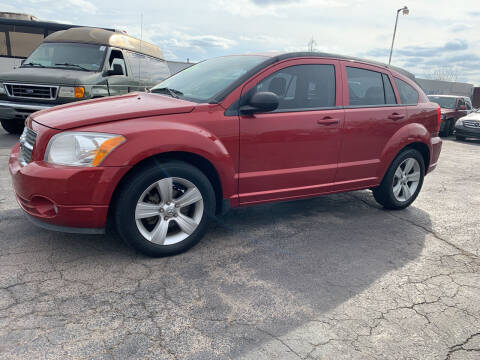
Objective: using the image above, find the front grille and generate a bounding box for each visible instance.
[5,83,58,100]
[19,127,37,165]
[463,120,480,129]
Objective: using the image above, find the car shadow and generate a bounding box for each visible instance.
[0,190,430,358]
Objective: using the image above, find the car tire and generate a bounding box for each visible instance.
[1,119,25,134]
[455,135,466,141]
[372,149,425,210]
[439,123,447,137]
[448,119,455,136]
[114,160,216,257]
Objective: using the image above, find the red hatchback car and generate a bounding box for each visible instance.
[9,52,442,256]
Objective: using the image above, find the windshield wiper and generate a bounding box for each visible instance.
[22,62,45,68]
[54,63,89,71]
[150,87,183,99]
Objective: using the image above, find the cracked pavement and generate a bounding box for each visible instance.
[0,129,479,359]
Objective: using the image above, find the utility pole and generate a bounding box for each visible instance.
[388,6,409,65]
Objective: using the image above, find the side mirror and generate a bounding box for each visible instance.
[104,63,124,76]
[458,104,467,110]
[240,91,279,115]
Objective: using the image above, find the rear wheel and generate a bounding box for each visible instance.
[114,161,216,257]
[1,119,24,134]
[372,149,425,210]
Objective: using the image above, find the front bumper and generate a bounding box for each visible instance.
[0,100,54,120]
[9,143,130,230]
[455,123,480,139]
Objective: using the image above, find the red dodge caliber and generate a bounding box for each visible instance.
[9,52,442,257]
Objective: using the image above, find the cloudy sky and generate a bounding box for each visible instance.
[3,0,480,84]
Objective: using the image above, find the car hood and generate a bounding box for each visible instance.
[0,67,102,86]
[459,111,480,121]
[32,92,197,130]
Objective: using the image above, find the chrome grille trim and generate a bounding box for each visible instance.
[4,83,58,100]
[463,120,480,129]
[19,127,37,165]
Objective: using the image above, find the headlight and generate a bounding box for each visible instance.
[45,132,125,167]
[0,83,5,95]
[58,86,85,99]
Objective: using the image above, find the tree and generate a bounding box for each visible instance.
[425,66,460,82]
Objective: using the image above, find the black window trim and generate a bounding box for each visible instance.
[346,65,400,108]
[226,63,337,116]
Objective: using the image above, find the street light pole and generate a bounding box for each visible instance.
[388,6,409,65]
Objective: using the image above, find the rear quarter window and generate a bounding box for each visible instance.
[394,78,419,105]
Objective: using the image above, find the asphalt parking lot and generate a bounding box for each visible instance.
[0,128,479,360]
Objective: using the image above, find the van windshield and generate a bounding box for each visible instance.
[151,55,268,102]
[21,43,107,72]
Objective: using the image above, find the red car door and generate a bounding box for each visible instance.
[335,62,407,189]
[238,58,344,205]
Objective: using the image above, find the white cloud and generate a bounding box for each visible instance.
[210,0,352,17]
[3,0,480,84]
[64,0,97,14]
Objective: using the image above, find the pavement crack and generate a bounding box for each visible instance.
[445,332,480,359]
[347,192,479,260]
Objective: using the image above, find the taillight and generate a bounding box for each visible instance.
[436,106,442,133]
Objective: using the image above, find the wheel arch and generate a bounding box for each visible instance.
[107,151,226,228]
[377,123,431,182]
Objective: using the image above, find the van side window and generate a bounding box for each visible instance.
[142,56,171,84]
[346,67,390,106]
[382,74,397,104]
[109,50,126,75]
[125,52,170,84]
[254,64,336,111]
[394,78,419,105]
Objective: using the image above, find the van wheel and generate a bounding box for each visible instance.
[372,149,425,210]
[1,119,25,134]
[114,161,215,257]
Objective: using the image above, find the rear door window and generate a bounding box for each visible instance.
[394,78,419,105]
[346,67,390,106]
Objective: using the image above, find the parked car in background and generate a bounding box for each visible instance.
[9,52,442,257]
[0,27,170,134]
[427,95,473,137]
[455,108,480,141]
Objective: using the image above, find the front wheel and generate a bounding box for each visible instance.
[455,135,466,141]
[1,119,25,134]
[372,149,425,210]
[114,161,216,257]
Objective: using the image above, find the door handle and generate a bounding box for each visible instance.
[388,113,405,121]
[317,117,340,126]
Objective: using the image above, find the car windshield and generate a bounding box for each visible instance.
[428,96,457,109]
[150,55,268,102]
[22,43,107,71]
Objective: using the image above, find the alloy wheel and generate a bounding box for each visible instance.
[392,158,421,202]
[134,177,204,245]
